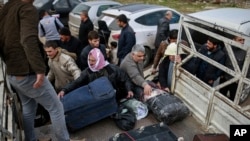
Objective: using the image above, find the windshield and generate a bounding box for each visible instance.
[33,0,50,8]
[71,3,90,15]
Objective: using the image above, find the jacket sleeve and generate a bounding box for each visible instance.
[121,59,146,87]
[47,70,55,83]
[62,69,89,94]
[153,42,167,69]
[159,19,169,42]
[64,57,81,80]
[20,4,46,74]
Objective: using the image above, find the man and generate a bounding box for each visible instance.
[0,0,70,140]
[120,44,152,101]
[44,40,81,92]
[80,30,107,70]
[78,10,93,47]
[38,9,64,43]
[59,27,84,70]
[116,14,136,65]
[154,10,173,52]
[195,37,226,86]
[220,36,247,101]
[151,29,178,74]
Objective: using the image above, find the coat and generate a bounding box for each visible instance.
[0,0,46,75]
[47,48,81,92]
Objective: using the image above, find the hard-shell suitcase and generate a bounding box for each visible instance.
[109,122,178,141]
[61,76,118,132]
[193,134,229,141]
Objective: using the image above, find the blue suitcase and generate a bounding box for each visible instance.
[61,76,118,132]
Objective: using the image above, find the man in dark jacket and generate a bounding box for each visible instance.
[0,0,70,140]
[154,11,173,52]
[78,10,93,47]
[195,37,226,86]
[80,30,107,70]
[59,27,84,70]
[116,14,136,65]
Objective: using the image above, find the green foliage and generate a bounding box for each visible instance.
[115,0,245,14]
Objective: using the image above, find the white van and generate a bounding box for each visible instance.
[188,8,250,44]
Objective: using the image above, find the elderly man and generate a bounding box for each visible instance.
[154,10,173,52]
[120,44,152,101]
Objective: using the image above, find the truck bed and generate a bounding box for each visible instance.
[35,112,206,141]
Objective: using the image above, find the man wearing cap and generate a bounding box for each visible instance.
[158,42,185,91]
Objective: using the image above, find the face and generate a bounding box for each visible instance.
[80,13,86,21]
[234,37,245,44]
[60,35,70,42]
[88,38,100,48]
[88,54,97,67]
[132,51,145,63]
[44,47,58,59]
[116,20,123,28]
[206,40,216,51]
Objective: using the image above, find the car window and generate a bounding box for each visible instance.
[72,4,90,14]
[135,11,164,26]
[54,0,69,9]
[33,0,50,8]
[69,0,81,8]
[170,11,180,24]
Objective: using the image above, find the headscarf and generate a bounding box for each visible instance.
[88,48,109,72]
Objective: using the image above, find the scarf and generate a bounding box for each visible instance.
[88,48,109,72]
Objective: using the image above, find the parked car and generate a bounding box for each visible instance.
[95,4,182,67]
[68,0,122,37]
[188,8,250,45]
[33,0,86,26]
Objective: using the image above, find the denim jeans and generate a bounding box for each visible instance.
[8,74,70,141]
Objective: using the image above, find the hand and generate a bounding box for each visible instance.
[164,87,170,92]
[144,84,152,96]
[208,80,214,85]
[151,68,157,74]
[126,91,134,98]
[33,73,45,88]
[58,91,65,99]
[175,55,182,63]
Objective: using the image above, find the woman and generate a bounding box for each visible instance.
[58,48,133,100]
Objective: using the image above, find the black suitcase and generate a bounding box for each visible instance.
[109,122,178,141]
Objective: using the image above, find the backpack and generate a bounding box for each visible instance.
[120,98,148,120]
[112,104,136,131]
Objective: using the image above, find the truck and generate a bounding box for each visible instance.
[0,8,249,141]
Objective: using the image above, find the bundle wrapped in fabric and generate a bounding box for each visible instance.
[145,89,190,125]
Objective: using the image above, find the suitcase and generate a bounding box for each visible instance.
[109,122,178,141]
[61,76,118,132]
[193,134,229,141]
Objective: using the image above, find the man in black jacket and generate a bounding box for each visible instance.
[116,14,136,65]
[154,11,172,52]
[78,10,93,48]
[59,27,84,70]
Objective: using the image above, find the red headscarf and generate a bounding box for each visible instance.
[88,48,109,72]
